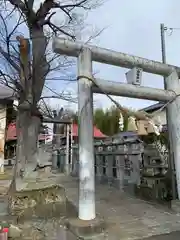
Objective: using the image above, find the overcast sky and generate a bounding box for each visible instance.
[87,0,180,110]
[42,0,180,111]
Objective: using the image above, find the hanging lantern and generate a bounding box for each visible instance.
[127,116,137,132]
[137,120,148,135]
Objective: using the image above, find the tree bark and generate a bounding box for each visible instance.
[25,113,41,177]
[9,108,41,193]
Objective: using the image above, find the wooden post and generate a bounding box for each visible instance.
[65,124,70,174]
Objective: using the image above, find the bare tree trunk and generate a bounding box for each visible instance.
[16,110,41,177]
[9,26,47,192]
[25,114,41,177]
[9,108,41,193]
[16,110,28,176]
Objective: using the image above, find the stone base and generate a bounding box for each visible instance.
[51,168,60,174]
[34,165,52,178]
[171,200,180,213]
[66,217,106,239]
[66,200,78,218]
[8,183,66,222]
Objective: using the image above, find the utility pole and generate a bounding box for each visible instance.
[160,23,176,199]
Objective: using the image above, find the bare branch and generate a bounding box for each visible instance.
[0,45,20,72]
[8,0,27,12]
[27,0,34,10]
[40,98,52,118]
[44,85,77,103]
[60,0,90,9]
[49,22,76,39]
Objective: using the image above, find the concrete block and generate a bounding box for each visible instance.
[66,217,106,239]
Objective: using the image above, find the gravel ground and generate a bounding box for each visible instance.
[1,173,180,240]
[18,218,72,240]
[144,231,180,240]
[10,218,180,240]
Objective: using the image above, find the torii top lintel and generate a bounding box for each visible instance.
[53,37,180,78]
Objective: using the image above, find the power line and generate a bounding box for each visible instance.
[164,26,180,36]
[167,27,180,30]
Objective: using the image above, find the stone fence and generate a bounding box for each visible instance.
[57,138,144,195]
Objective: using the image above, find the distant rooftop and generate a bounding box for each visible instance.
[112,131,138,138]
[106,131,142,143]
[140,102,164,113]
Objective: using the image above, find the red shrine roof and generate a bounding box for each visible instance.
[71,123,106,138]
[6,122,50,141]
[6,122,106,141]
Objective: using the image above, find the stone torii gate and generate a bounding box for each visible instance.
[53,37,180,222]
